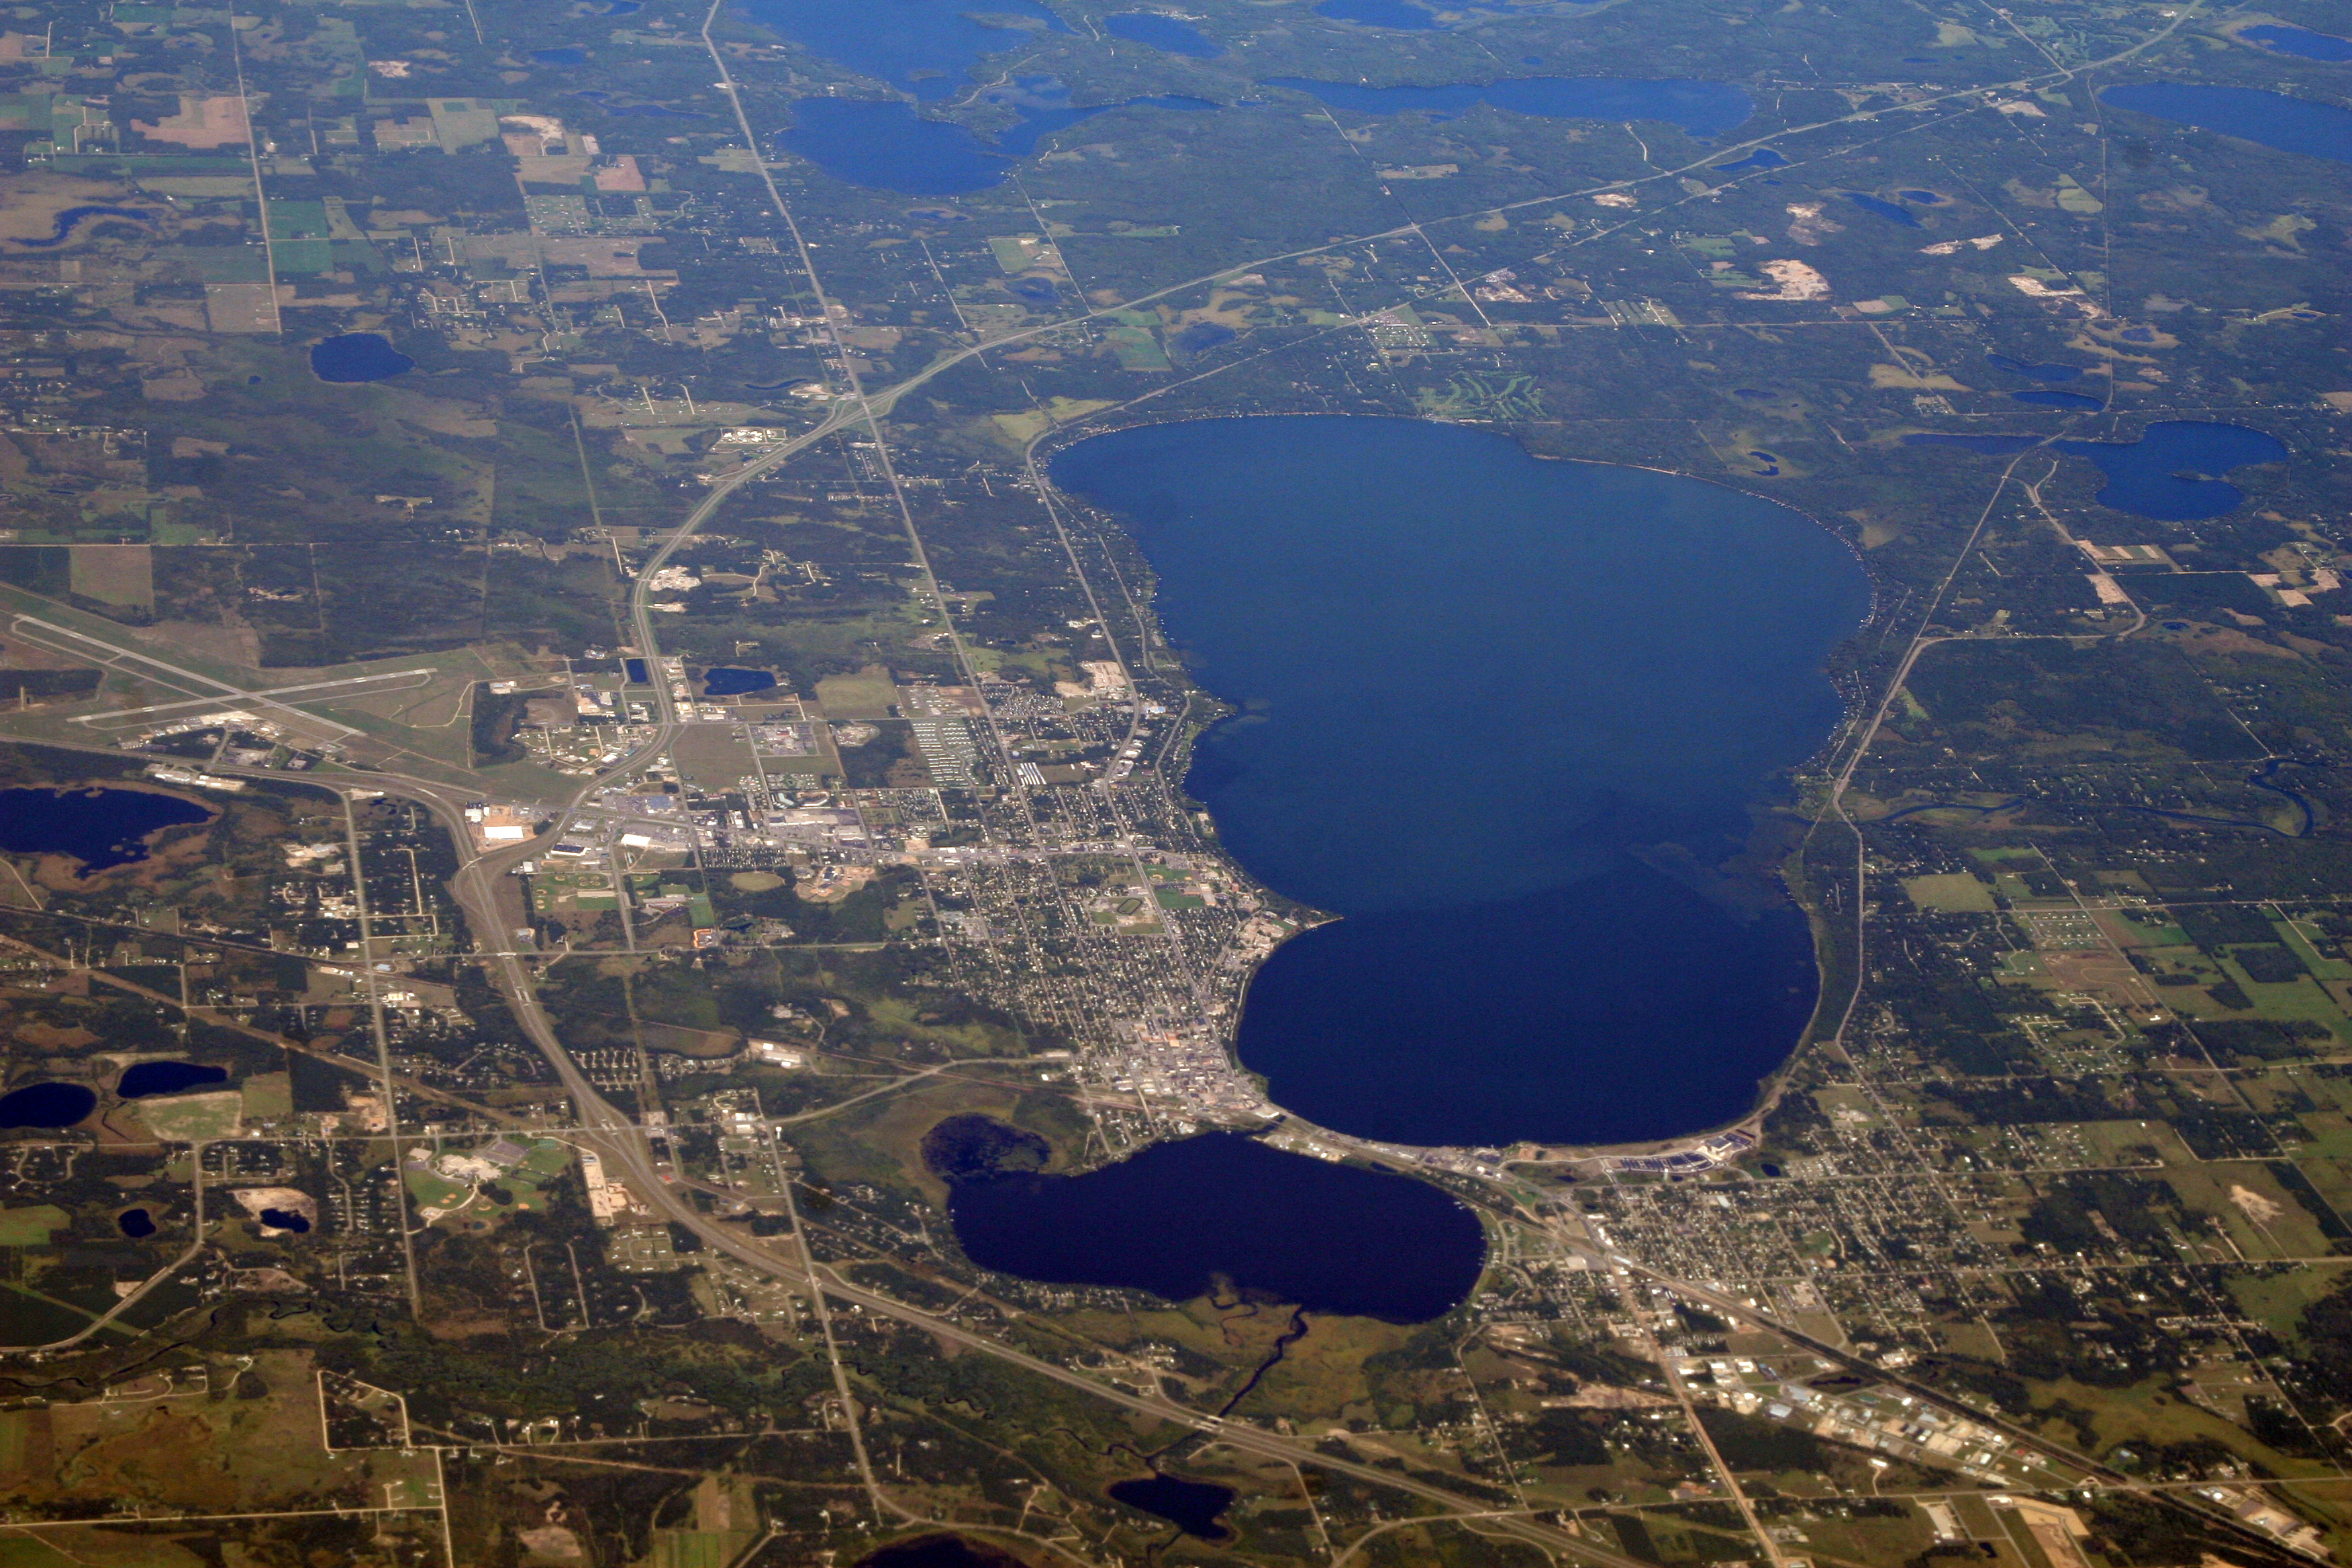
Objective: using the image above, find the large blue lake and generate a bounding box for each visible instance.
[782,76,1753,194]
[744,0,1068,99]
[2239,23,2352,62]
[1106,10,1222,57]
[947,1130,1485,1319]
[2102,83,2352,162]
[0,787,211,872]
[1051,418,1870,1146]
[781,87,1214,194]
[1904,420,2287,521]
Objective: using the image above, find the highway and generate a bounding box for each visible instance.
[425,822,1643,1563]
[6,606,2305,1568]
[0,0,2277,1549]
[436,834,2309,1566]
[1538,1237,2318,1567]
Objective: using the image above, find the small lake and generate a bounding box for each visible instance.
[1108,1473,1236,1538]
[1317,0,1443,26]
[531,46,586,64]
[117,1207,157,1238]
[781,101,1006,193]
[311,332,415,383]
[1843,192,1920,227]
[117,1061,230,1098]
[0,1082,96,1129]
[945,1131,1485,1320]
[1904,420,2286,520]
[2066,420,2287,519]
[1269,76,1752,137]
[854,1536,1022,1568]
[1172,320,1232,355]
[1106,11,1222,56]
[2102,82,2352,163]
[0,786,211,872]
[744,0,1069,101]
[2241,23,2352,61]
[781,89,1214,193]
[1051,417,1869,1146]
[702,667,779,696]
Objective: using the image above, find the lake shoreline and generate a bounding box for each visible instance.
[1032,408,1882,1162]
[1045,413,1870,1149]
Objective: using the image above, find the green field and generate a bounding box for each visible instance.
[1902,873,1996,912]
[0,1206,68,1246]
[139,1091,244,1141]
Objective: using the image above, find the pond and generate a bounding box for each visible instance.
[1171,320,1234,355]
[2102,82,2352,164]
[0,786,211,872]
[1108,1472,1236,1538]
[311,332,415,383]
[117,1061,230,1098]
[701,667,778,696]
[1268,76,1753,138]
[1050,416,1869,1146]
[1843,191,1920,226]
[0,1082,97,1129]
[117,1208,157,1238]
[944,1130,1486,1320]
